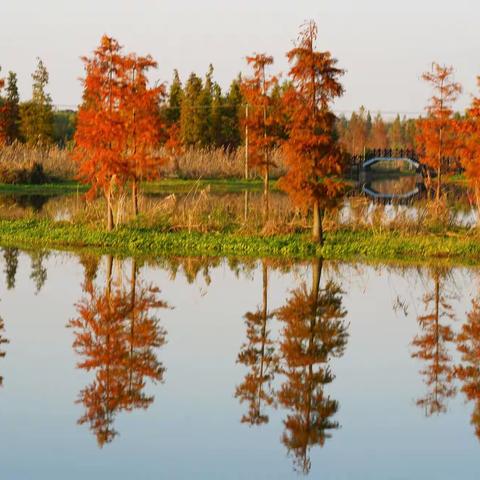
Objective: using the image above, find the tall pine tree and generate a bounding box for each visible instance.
[180,72,203,145]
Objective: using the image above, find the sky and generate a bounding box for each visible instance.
[1,0,479,116]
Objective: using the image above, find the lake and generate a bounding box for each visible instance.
[0,249,479,479]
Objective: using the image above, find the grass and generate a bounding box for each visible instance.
[0,178,280,195]
[142,178,280,193]
[0,181,87,195]
[0,218,480,264]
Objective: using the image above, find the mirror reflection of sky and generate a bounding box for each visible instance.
[0,251,479,479]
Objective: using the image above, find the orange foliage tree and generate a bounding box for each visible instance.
[368,113,389,150]
[276,259,348,473]
[411,268,456,416]
[241,54,278,220]
[121,54,166,216]
[69,256,168,446]
[235,261,279,425]
[279,21,345,244]
[74,36,127,231]
[74,36,165,230]
[458,77,480,214]
[416,63,462,201]
[456,298,480,440]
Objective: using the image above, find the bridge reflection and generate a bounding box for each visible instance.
[359,175,426,203]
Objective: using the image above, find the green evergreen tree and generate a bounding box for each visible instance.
[166,69,183,125]
[388,114,404,150]
[53,110,76,147]
[180,72,203,145]
[270,80,291,142]
[403,118,417,149]
[197,64,214,146]
[210,82,225,147]
[222,75,243,147]
[19,58,54,145]
[4,72,21,144]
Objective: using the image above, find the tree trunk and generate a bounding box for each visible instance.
[312,201,324,245]
[312,256,323,304]
[475,185,480,227]
[132,180,139,217]
[106,189,114,232]
[129,259,137,393]
[263,166,269,223]
[257,260,269,415]
[436,166,441,203]
[106,254,113,298]
[245,104,249,180]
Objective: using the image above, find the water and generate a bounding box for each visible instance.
[0,249,479,479]
[0,174,474,228]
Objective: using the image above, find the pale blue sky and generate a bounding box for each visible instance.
[1,0,478,115]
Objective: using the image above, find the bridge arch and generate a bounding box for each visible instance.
[362,156,421,170]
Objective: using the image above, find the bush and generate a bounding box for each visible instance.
[0,162,49,184]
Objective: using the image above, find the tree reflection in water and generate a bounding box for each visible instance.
[276,258,349,474]
[30,250,49,294]
[68,255,169,446]
[235,260,279,425]
[456,297,480,440]
[3,247,19,290]
[0,317,8,387]
[411,267,456,416]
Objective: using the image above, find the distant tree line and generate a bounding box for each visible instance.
[336,107,418,155]
[0,58,440,155]
[0,59,75,147]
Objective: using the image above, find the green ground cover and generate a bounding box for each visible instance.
[0,218,479,264]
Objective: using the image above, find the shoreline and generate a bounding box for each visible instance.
[0,219,479,265]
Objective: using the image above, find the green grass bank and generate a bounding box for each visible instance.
[0,178,280,196]
[0,218,479,264]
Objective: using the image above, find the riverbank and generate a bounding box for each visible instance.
[0,218,479,264]
[0,178,280,196]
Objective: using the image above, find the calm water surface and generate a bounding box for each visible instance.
[0,250,479,478]
[0,174,474,227]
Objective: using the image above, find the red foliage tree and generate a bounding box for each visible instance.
[74,36,165,229]
[279,21,346,244]
[416,63,462,201]
[74,36,126,230]
[457,77,480,214]
[241,54,277,220]
[165,123,184,175]
[121,54,166,216]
